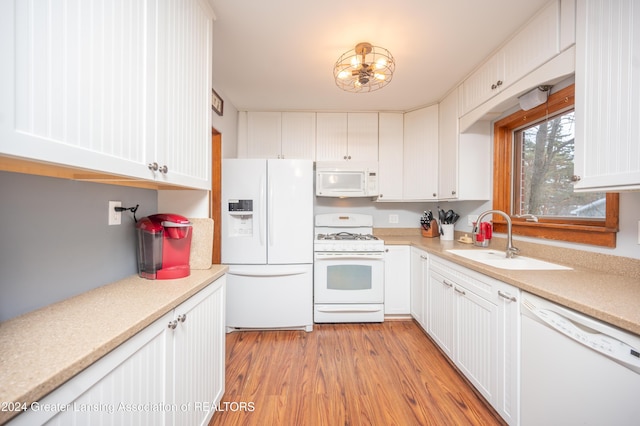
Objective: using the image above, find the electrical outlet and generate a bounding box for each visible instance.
[109,201,122,225]
[389,214,399,224]
[468,214,479,226]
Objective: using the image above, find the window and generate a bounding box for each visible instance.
[493,84,619,247]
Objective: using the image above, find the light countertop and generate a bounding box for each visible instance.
[0,266,227,425]
[377,230,640,337]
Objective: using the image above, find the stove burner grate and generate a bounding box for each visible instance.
[316,232,379,241]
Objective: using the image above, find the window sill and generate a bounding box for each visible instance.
[493,221,618,248]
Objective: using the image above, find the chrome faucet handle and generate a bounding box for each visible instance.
[506,246,520,258]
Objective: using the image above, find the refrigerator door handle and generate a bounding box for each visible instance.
[228,268,310,278]
[259,175,266,247]
[268,175,274,247]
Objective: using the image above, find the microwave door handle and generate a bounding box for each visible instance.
[259,175,266,247]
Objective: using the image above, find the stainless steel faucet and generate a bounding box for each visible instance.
[473,210,520,258]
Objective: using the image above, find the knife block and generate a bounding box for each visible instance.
[421,220,439,238]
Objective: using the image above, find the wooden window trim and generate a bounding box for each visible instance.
[492,84,619,248]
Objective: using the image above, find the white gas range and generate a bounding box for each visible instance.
[313,213,385,323]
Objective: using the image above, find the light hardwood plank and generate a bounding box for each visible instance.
[210,321,505,426]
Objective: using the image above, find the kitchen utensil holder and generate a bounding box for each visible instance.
[421,220,439,238]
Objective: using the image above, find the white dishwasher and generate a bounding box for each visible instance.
[521,292,640,426]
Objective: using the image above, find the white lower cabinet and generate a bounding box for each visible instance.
[427,255,519,425]
[409,247,429,328]
[10,277,226,426]
[384,245,411,315]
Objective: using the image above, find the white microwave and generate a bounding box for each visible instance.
[315,162,379,197]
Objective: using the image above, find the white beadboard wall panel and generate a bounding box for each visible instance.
[14,0,146,163]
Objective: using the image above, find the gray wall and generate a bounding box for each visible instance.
[0,172,158,322]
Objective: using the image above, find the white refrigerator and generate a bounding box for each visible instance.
[221,159,313,332]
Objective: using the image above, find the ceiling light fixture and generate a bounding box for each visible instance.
[333,42,395,93]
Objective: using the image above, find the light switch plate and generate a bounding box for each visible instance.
[389,214,399,224]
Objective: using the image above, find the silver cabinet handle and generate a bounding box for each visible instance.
[496,80,503,87]
[443,280,453,288]
[177,314,187,322]
[571,175,581,182]
[148,162,159,171]
[454,287,466,295]
[168,320,178,329]
[498,291,517,302]
[159,165,168,174]
[420,255,428,260]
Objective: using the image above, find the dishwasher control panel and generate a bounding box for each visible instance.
[523,294,640,374]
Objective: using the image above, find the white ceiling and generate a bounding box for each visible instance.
[208,0,550,112]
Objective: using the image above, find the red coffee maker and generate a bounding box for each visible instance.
[136,214,192,279]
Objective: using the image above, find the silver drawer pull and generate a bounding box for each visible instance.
[443,280,453,288]
[454,287,466,295]
[498,291,517,302]
[168,320,178,329]
[177,314,187,322]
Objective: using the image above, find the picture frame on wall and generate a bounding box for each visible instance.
[212,89,224,116]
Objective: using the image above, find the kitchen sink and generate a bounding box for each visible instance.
[446,249,572,270]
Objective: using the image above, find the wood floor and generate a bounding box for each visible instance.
[209,320,505,426]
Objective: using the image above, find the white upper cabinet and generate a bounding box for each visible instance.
[574,0,640,191]
[316,112,378,162]
[403,105,439,200]
[240,111,315,159]
[439,87,492,201]
[150,0,214,189]
[244,112,282,158]
[377,113,405,200]
[281,112,316,160]
[460,1,561,116]
[438,89,459,200]
[0,0,214,189]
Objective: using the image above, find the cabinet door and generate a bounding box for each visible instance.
[410,248,427,328]
[438,88,459,200]
[574,0,640,191]
[347,112,379,161]
[281,112,316,160]
[384,246,411,315]
[377,112,404,200]
[495,285,520,425]
[427,270,454,358]
[246,112,282,159]
[151,0,214,189]
[172,277,226,426]
[460,53,502,116]
[502,0,560,86]
[316,113,348,161]
[1,0,150,179]
[453,285,498,404]
[403,105,439,200]
[14,312,173,426]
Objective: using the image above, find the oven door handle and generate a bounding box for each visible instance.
[314,253,384,260]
